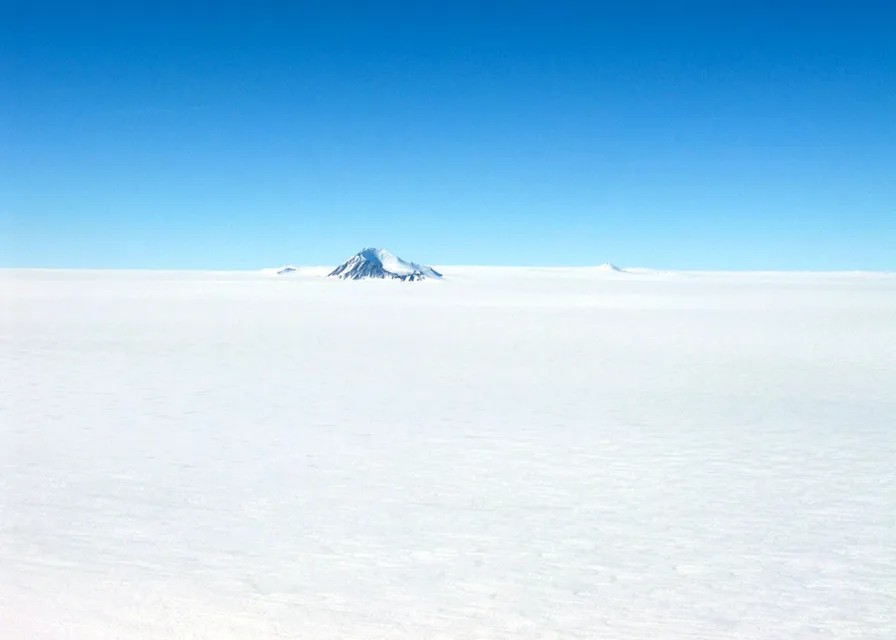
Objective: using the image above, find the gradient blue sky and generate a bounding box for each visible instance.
[2,1,894,269]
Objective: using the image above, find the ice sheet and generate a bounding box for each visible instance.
[1,268,894,638]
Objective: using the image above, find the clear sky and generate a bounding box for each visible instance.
[2,1,894,270]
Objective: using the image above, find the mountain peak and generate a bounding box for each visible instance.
[329,248,442,281]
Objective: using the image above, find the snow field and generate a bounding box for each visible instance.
[1,268,894,639]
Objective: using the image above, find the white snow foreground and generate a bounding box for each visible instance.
[1,267,895,639]
[329,248,442,280]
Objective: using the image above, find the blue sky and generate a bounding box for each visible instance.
[2,1,894,269]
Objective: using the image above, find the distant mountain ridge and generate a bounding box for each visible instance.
[329,248,442,281]
[260,265,299,276]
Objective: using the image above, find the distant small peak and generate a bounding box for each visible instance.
[261,265,299,276]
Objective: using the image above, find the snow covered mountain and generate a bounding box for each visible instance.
[596,263,623,272]
[329,248,442,281]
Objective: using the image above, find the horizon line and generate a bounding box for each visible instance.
[1,266,892,275]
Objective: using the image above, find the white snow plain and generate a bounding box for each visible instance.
[1,267,894,639]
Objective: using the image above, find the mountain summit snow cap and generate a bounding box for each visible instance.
[329,248,443,281]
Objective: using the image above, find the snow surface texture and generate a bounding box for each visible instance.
[1,267,895,639]
[329,248,443,280]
